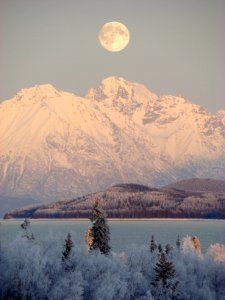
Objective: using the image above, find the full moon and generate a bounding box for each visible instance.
[98,21,130,52]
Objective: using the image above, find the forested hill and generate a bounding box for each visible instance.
[4,183,225,219]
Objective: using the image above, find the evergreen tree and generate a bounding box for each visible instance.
[152,251,179,300]
[89,199,111,255]
[154,252,175,286]
[20,219,34,240]
[20,219,30,231]
[176,235,181,250]
[62,233,74,261]
[165,243,173,255]
[158,243,163,253]
[150,235,157,253]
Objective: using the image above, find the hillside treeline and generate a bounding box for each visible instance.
[5,184,225,219]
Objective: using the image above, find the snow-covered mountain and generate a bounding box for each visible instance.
[1,77,225,214]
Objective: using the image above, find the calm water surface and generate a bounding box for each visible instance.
[1,219,225,252]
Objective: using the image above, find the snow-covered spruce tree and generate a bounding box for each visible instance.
[20,219,34,240]
[176,235,181,250]
[62,233,74,261]
[165,244,173,255]
[89,199,111,255]
[158,243,163,253]
[62,232,74,272]
[151,251,180,300]
[150,235,157,253]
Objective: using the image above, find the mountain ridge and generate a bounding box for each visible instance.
[0,76,225,216]
[4,180,225,219]
[164,178,225,193]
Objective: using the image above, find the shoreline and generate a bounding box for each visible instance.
[1,218,225,222]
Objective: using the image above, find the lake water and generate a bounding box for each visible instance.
[1,219,225,252]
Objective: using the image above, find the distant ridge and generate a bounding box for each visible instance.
[4,182,225,219]
[164,178,225,193]
[110,183,155,192]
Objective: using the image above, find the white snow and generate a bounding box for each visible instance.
[0,77,225,202]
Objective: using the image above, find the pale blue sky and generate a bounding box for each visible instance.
[0,0,224,112]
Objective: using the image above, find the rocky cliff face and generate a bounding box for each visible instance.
[0,77,225,214]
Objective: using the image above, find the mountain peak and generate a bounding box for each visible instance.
[86,76,157,103]
[100,76,133,99]
[101,76,130,87]
[86,76,131,101]
[15,84,60,101]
